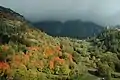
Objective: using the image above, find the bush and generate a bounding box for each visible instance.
[97,62,112,79]
[72,52,81,64]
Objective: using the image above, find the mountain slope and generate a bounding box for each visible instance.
[0,6,120,80]
[34,20,104,39]
[0,6,89,80]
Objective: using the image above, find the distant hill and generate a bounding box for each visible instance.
[33,20,104,39]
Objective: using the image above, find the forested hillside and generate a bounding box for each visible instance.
[0,6,119,80]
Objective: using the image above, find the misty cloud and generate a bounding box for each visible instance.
[0,0,120,26]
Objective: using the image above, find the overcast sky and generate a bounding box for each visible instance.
[0,0,120,26]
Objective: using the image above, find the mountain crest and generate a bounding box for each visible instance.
[0,6,25,21]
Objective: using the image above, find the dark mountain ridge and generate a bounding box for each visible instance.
[33,20,104,39]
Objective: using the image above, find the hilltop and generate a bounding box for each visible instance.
[0,6,25,21]
[0,6,120,80]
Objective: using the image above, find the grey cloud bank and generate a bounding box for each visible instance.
[0,0,120,26]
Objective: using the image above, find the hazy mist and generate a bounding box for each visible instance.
[0,0,120,26]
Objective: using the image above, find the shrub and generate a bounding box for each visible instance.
[97,62,112,79]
